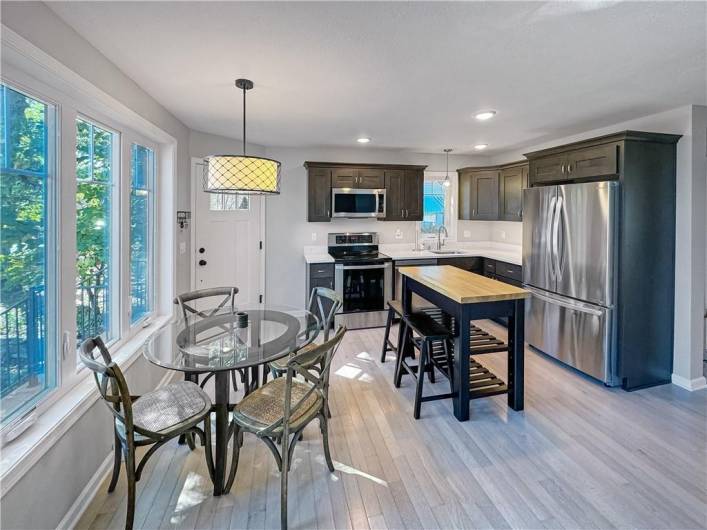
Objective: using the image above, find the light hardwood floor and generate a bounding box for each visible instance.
[77,322,707,530]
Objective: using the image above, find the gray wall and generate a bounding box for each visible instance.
[1,0,193,296]
[491,105,707,385]
[1,3,192,528]
[259,146,487,307]
[0,356,170,530]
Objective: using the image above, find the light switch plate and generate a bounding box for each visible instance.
[395,229,403,240]
[463,230,471,238]
[179,242,187,254]
[311,232,317,241]
[500,230,506,240]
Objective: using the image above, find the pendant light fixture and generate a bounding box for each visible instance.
[442,148,453,188]
[203,79,281,194]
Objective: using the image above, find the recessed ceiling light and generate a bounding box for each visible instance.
[474,110,497,121]
[474,143,489,150]
[357,137,371,144]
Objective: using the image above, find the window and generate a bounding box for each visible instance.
[75,118,117,344]
[421,179,448,234]
[209,193,250,211]
[0,84,57,424]
[130,143,154,324]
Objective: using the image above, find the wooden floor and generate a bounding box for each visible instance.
[78,322,707,530]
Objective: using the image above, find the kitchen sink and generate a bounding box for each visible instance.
[430,249,466,255]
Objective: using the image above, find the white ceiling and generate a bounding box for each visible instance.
[47,1,706,155]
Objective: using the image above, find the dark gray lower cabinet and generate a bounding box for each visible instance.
[483,259,523,324]
[306,263,335,319]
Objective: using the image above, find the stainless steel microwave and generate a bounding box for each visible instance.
[331,188,386,218]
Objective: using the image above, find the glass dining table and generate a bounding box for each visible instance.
[143,304,320,496]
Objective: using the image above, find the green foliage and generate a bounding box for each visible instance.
[1,86,47,307]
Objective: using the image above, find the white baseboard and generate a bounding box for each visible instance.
[56,370,179,529]
[57,452,114,530]
[671,373,707,391]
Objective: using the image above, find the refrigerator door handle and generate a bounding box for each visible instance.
[547,195,558,280]
[552,195,563,280]
[525,286,605,316]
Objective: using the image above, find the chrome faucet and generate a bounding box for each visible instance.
[437,225,448,250]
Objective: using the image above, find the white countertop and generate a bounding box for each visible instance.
[380,242,522,265]
[304,242,522,265]
[303,245,334,264]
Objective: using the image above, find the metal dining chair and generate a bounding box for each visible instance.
[229,326,346,529]
[269,286,342,378]
[174,287,242,390]
[79,337,213,530]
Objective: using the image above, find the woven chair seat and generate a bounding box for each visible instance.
[233,376,322,433]
[269,342,317,372]
[129,381,211,434]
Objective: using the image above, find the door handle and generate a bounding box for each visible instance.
[547,196,557,280]
[551,196,563,279]
[198,259,207,266]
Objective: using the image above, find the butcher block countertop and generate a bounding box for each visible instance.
[399,265,530,304]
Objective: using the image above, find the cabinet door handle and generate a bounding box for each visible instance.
[567,164,573,174]
[561,164,566,174]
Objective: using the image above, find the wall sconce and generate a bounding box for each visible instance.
[177,211,191,229]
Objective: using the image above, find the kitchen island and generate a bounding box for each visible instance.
[399,265,529,421]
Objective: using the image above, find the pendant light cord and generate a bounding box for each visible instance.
[242,85,247,155]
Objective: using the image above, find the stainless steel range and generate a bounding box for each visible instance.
[328,232,392,329]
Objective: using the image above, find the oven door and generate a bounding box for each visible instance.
[335,262,392,313]
[331,188,386,218]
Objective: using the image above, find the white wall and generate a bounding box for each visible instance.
[491,105,707,388]
[0,3,193,528]
[260,146,487,307]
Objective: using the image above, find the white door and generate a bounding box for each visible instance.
[191,158,264,305]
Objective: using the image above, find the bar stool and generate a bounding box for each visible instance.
[393,311,454,419]
[380,300,404,363]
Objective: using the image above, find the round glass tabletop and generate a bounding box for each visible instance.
[143,304,320,373]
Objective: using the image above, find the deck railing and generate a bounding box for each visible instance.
[0,282,147,396]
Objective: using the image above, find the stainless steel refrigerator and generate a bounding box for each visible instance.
[522,181,620,385]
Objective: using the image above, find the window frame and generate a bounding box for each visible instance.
[419,171,457,242]
[0,67,169,430]
[126,139,157,328]
[74,114,122,349]
[0,80,61,426]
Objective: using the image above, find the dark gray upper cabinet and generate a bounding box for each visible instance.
[403,169,423,221]
[471,170,499,220]
[499,164,526,221]
[384,168,423,221]
[526,138,622,186]
[331,167,384,188]
[307,166,332,222]
[304,162,427,222]
[384,169,405,221]
[331,167,358,188]
[458,162,527,222]
[357,168,385,189]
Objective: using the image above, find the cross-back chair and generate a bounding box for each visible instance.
[269,286,342,377]
[173,286,243,393]
[79,337,213,530]
[229,325,347,529]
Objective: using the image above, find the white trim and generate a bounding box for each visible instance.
[56,366,177,529]
[56,367,178,530]
[56,451,114,530]
[671,373,707,391]
[0,315,171,494]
